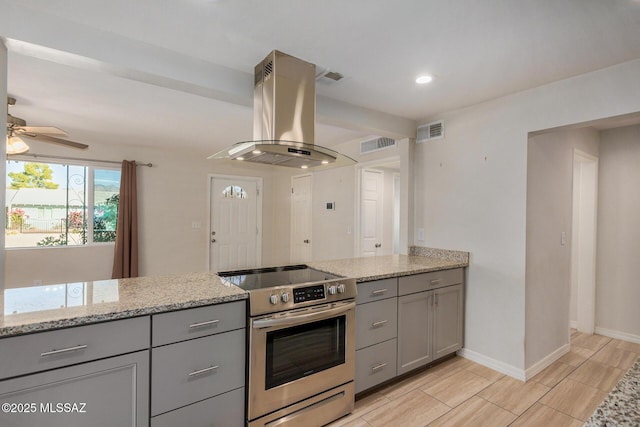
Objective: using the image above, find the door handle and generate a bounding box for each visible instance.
[375,243,382,248]
[303,239,310,244]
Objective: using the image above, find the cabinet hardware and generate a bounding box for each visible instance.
[211,238,216,243]
[371,320,388,327]
[371,289,387,295]
[371,363,387,372]
[430,279,442,285]
[189,319,220,329]
[188,365,219,377]
[40,344,88,357]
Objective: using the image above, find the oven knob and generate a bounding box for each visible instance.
[269,294,278,305]
[281,292,290,303]
[337,283,346,294]
[328,285,337,295]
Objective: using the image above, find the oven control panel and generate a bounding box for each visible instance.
[293,284,325,303]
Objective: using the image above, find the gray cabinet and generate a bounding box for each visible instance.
[150,301,246,425]
[397,270,464,376]
[433,283,464,360]
[0,350,149,427]
[397,291,434,375]
[355,278,398,393]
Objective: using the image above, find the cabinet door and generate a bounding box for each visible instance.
[433,284,464,360]
[0,350,149,427]
[397,291,433,375]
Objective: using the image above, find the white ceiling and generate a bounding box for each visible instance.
[4,0,640,154]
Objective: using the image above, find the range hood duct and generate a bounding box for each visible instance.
[209,50,356,169]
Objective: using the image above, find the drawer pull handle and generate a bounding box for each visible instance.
[40,344,88,357]
[371,289,388,296]
[371,320,388,327]
[188,365,219,377]
[189,319,220,329]
[430,279,442,285]
[371,363,387,372]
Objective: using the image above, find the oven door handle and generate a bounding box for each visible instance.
[252,301,355,329]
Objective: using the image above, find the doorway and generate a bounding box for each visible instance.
[209,175,262,272]
[355,160,400,257]
[290,174,313,263]
[570,150,598,334]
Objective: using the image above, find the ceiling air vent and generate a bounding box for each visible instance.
[360,137,397,154]
[417,120,445,143]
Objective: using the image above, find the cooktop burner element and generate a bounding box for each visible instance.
[218,264,356,316]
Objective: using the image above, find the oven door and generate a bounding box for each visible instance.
[248,300,356,421]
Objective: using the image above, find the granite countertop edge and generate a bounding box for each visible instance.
[1,253,468,338]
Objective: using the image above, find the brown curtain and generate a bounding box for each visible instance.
[112,160,139,279]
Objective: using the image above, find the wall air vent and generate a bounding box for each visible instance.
[417,120,445,143]
[360,137,397,154]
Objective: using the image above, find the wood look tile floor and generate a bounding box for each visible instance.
[327,331,639,427]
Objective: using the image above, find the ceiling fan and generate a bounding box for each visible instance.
[6,96,89,154]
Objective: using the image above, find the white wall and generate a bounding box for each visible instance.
[4,138,293,287]
[311,166,356,261]
[416,58,640,374]
[596,125,640,340]
[525,128,599,369]
[1,41,7,287]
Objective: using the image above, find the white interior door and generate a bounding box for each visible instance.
[210,176,261,272]
[290,174,312,263]
[571,150,598,335]
[360,169,384,257]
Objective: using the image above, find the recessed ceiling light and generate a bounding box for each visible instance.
[301,165,309,169]
[236,157,245,161]
[321,160,329,165]
[252,150,262,154]
[416,75,433,84]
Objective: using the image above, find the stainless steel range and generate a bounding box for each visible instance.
[218,264,357,427]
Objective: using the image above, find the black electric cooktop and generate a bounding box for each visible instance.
[217,264,340,291]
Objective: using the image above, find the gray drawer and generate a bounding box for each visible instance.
[151,387,244,427]
[356,278,398,305]
[355,298,397,350]
[152,301,245,347]
[398,268,463,296]
[0,317,150,381]
[151,328,245,416]
[355,338,397,394]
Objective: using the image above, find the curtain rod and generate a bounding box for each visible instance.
[7,153,153,167]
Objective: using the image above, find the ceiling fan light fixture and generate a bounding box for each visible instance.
[6,135,30,155]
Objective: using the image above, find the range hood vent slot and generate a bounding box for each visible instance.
[360,137,397,154]
[417,120,445,143]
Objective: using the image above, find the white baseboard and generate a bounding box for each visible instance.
[595,327,640,344]
[569,320,577,329]
[457,348,526,381]
[524,344,570,381]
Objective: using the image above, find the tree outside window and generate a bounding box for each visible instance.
[5,161,121,248]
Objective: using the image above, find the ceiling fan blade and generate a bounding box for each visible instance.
[25,133,89,150]
[18,126,68,136]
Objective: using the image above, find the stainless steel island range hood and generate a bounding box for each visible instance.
[209,50,356,169]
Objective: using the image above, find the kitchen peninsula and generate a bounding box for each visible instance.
[0,248,468,427]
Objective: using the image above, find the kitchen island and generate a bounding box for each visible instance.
[0,247,468,426]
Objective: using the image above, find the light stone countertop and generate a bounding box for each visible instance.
[0,272,247,338]
[0,249,468,338]
[309,254,468,282]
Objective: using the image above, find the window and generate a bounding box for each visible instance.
[222,185,247,199]
[5,160,121,248]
